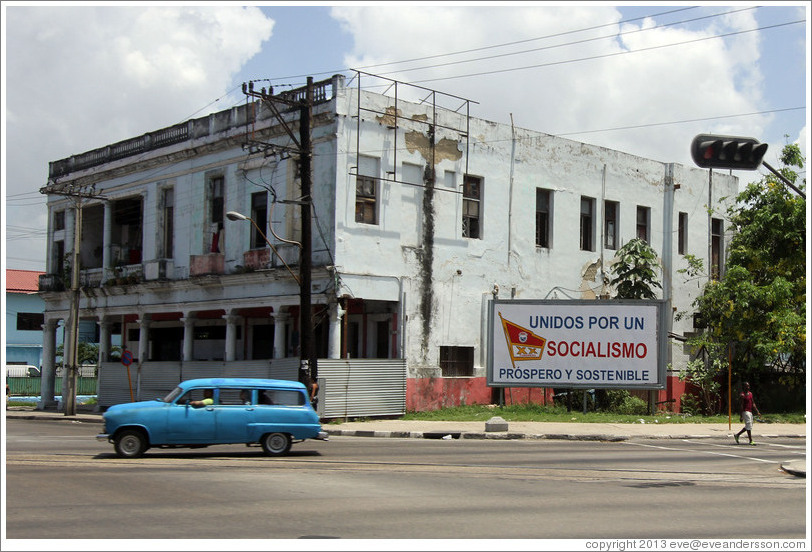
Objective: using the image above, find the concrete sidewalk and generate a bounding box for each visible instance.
[5,406,806,476]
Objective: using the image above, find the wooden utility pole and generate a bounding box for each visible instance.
[241,77,317,385]
[299,77,317,382]
[63,202,83,416]
[38,183,105,416]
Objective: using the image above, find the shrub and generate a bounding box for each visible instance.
[616,394,648,415]
[680,393,702,416]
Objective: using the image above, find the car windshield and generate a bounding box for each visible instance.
[162,386,184,403]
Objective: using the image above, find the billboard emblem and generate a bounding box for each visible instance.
[499,312,546,368]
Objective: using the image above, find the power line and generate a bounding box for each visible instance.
[372,6,760,76]
[407,19,806,85]
[264,6,702,81]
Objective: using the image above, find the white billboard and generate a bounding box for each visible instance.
[487,299,667,389]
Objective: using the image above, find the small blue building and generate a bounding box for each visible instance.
[5,269,48,368]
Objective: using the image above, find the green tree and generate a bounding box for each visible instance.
[683,142,806,393]
[608,238,662,299]
[56,342,101,366]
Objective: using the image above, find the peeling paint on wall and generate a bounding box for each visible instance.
[405,131,462,165]
[579,259,602,299]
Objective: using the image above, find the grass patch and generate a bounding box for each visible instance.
[399,404,806,424]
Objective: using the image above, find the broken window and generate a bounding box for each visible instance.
[711,217,723,280]
[604,200,618,250]
[208,175,224,252]
[536,188,552,248]
[54,210,65,231]
[250,191,268,249]
[440,345,474,377]
[580,196,594,251]
[112,197,143,265]
[636,205,650,243]
[161,187,174,259]
[462,174,482,239]
[355,156,379,225]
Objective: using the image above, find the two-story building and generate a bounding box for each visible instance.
[38,73,737,415]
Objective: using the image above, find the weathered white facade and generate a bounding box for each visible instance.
[38,74,737,413]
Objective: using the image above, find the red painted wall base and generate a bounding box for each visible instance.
[406,375,689,413]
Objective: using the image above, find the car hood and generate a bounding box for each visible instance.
[104,399,167,416]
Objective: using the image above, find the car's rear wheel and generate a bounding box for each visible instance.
[114,429,147,458]
[261,432,292,456]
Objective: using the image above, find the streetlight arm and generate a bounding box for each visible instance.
[227,211,301,285]
[761,161,806,199]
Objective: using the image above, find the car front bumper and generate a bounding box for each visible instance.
[96,433,112,442]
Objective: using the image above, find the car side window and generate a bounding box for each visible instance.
[177,389,216,405]
[263,389,305,406]
[220,389,252,405]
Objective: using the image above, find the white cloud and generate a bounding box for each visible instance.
[3,5,274,270]
[330,5,773,166]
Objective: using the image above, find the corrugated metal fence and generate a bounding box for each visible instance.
[318,359,407,419]
[96,358,406,419]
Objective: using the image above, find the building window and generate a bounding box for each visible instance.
[636,205,650,243]
[711,217,723,280]
[209,176,224,225]
[54,240,65,277]
[208,176,224,252]
[463,175,482,239]
[161,187,174,259]
[535,188,552,248]
[440,346,474,377]
[17,312,44,331]
[604,200,618,250]
[250,191,268,249]
[355,174,377,224]
[678,212,688,255]
[54,210,65,231]
[580,196,594,251]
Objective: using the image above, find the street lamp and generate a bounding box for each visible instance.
[226,210,300,285]
[227,207,316,390]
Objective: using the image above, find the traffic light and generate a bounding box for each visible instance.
[690,134,768,170]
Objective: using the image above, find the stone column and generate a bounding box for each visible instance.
[328,303,345,359]
[37,319,60,410]
[102,202,112,283]
[272,312,288,359]
[181,314,196,361]
[136,314,151,364]
[224,312,240,362]
[97,319,112,363]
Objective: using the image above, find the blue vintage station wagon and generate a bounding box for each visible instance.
[97,378,328,458]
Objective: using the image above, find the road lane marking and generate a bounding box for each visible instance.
[622,440,779,464]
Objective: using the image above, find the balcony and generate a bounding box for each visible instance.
[189,253,224,276]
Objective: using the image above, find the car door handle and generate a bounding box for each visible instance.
[246,408,254,411]
[205,407,214,411]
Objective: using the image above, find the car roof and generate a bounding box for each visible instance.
[177,378,306,391]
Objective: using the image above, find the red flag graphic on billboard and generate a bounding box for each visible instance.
[499,312,546,368]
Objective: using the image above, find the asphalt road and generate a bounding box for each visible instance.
[4,418,806,541]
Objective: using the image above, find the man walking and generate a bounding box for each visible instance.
[734,382,761,445]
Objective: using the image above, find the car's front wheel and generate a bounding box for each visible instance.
[114,429,148,458]
[261,432,291,456]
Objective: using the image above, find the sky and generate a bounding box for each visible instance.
[1,1,809,273]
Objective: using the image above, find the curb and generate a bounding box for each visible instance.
[323,428,807,442]
[780,460,807,478]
